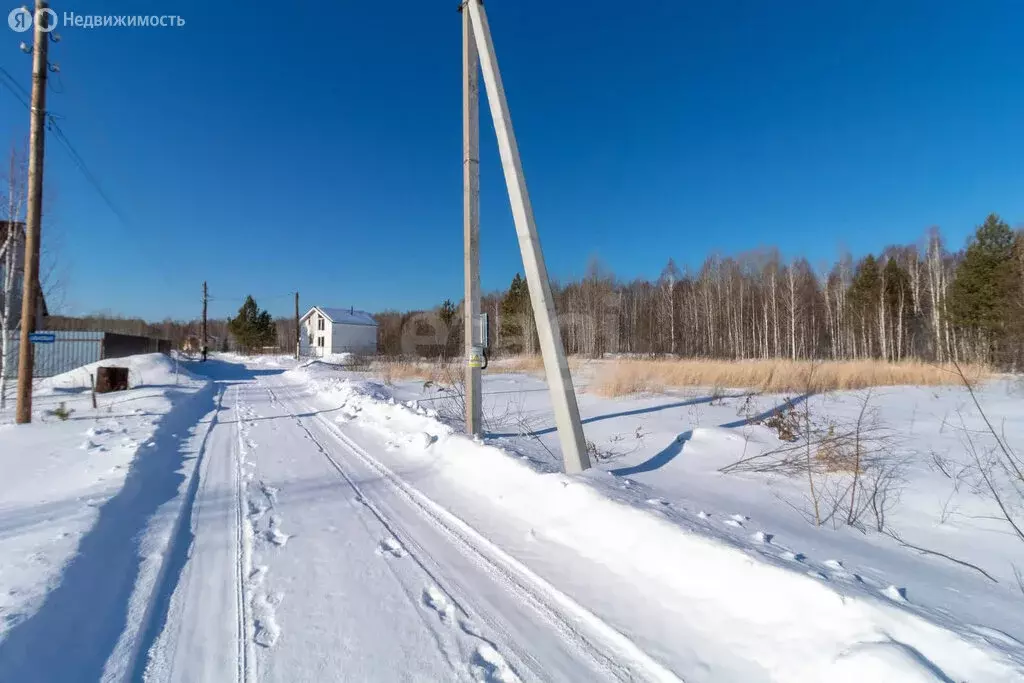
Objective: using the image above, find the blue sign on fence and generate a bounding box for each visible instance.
[28,332,56,344]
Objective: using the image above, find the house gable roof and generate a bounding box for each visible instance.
[301,306,377,327]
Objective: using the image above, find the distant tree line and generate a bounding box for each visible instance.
[46,297,299,356]
[377,214,1024,369]
[45,214,1023,369]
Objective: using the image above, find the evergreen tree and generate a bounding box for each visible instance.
[847,255,881,357]
[849,255,881,311]
[228,296,277,352]
[438,299,457,329]
[948,214,1018,360]
[498,273,529,353]
[437,299,457,359]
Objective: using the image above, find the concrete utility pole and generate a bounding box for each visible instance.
[462,3,483,437]
[464,0,590,472]
[15,1,51,425]
[201,281,208,349]
[294,291,300,360]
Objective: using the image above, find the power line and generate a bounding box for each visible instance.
[1,65,132,230]
[0,65,31,109]
[46,119,132,228]
[208,292,296,303]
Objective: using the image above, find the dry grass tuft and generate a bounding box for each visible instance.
[483,355,586,377]
[484,355,546,376]
[814,431,860,473]
[368,359,457,386]
[588,358,990,397]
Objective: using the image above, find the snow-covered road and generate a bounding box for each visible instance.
[145,361,672,683]
[4,355,1022,682]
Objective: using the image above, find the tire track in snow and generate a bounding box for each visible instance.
[233,386,258,683]
[266,381,681,683]
[260,385,470,676]
[232,387,262,679]
[263,385,525,678]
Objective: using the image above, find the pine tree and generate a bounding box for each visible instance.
[438,299,456,328]
[228,296,277,352]
[948,214,1018,361]
[882,257,912,360]
[848,255,881,357]
[437,299,457,359]
[499,273,529,354]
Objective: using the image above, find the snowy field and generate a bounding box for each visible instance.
[0,352,1022,682]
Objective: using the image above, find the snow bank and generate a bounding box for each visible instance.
[292,367,1024,682]
[0,353,209,666]
[38,352,200,394]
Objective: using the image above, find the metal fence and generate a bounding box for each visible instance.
[1,331,171,379]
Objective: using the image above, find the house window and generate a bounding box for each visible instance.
[317,336,324,347]
[317,318,324,331]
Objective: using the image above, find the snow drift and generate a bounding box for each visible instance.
[289,363,1024,682]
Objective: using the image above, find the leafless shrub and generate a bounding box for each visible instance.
[930,450,955,479]
[735,393,757,419]
[948,361,1024,545]
[937,488,958,525]
[884,528,1000,583]
[722,387,905,531]
[587,427,646,464]
[762,400,800,442]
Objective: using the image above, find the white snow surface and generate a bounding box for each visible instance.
[286,360,1024,682]
[0,353,210,681]
[0,353,1022,682]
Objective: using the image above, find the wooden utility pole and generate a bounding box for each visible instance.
[14,1,51,425]
[294,291,300,360]
[464,0,590,472]
[201,281,208,350]
[462,3,482,437]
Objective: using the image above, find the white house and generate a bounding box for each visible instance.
[300,306,378,357]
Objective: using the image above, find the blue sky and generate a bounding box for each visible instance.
[2,0,1022,321]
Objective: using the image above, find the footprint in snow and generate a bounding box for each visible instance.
[377,537,406,558]
[259,481,279,505]
[823,559,864,583]
[724,514,748,528]
[266,516,290,547]
[751,531,773,544]
[781,551,806,563]
[881,585,908,602]
[470,643,521,683]
[646,498,671,507]
[252,592,282,647]
[248,499,267,520]
[249,565,268,586]
[423,585,455,624]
